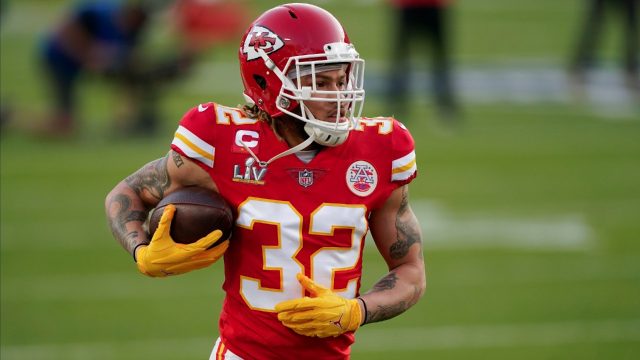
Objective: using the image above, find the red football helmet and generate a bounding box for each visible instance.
[239,3,365,146]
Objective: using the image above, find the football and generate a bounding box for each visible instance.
[148,187,233,246]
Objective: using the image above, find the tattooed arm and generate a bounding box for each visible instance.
[360,184,426,324]
[105,150,216,257]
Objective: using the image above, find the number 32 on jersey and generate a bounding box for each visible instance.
[236,198,367,311]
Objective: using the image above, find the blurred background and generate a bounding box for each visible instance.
[1,0,639,359]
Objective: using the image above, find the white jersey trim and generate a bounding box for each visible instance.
[391,150,417,181]
[172,125,215,168]
[210,337,244,360]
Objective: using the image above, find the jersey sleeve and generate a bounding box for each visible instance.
[390,119,418,186]
[170,102,218,169]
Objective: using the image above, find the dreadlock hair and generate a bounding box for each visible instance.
[241,103,284,140]
[241,103,271,122]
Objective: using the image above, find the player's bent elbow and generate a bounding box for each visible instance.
[104,182,131,216]
[411,261,427,302]
[104,188,116,215]
[417,270,427,301]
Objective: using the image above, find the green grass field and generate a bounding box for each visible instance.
[2,1,640,359]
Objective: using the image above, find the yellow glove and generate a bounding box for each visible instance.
[275,273,362,338]
[135,204,229,277]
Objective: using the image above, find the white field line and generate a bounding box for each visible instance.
[354,319,640,352]
[187,61,640,114]
[3,254,638,302]
[2,201,595,252]
[0,272,225,302]
[409,201,596,251]
[2,319,639,359]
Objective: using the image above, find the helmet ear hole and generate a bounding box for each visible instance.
[253,75,267,90]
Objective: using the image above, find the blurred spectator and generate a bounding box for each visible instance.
[570,0,639,94]
[386,0,460,123]
[37,0,195,138]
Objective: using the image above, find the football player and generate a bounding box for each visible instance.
[105,3,426,359]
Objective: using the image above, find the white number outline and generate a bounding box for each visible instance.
[236,198,367,311]
[356,117,393,134]
[215,104,258,125]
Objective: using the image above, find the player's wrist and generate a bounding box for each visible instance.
[132,243,148,262]
[356,297,368,326]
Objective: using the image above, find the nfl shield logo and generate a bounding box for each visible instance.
[298,170,314,187]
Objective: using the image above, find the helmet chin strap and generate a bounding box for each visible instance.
[240,133,317,168]
[304,123,348,146]
[300,103,349,146]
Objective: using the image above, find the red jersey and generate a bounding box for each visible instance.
[170,102,417,360]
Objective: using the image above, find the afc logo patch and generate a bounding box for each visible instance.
[242,25,284,61]
[346,161,377,197]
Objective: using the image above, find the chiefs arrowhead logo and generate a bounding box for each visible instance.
[242,26,284,61]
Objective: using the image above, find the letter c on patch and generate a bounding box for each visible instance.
[235,130,259,148]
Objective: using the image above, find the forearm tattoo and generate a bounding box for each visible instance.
[124,156,171,201]
[367,302,408,324]
[363,187,425,324]
[107,194,148,252]
[389,186,422,259]
[365,273,402,323]
[108,156,171,253]
[372,272,398,292]
[367,273,405,324]
[365,273,423,324]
